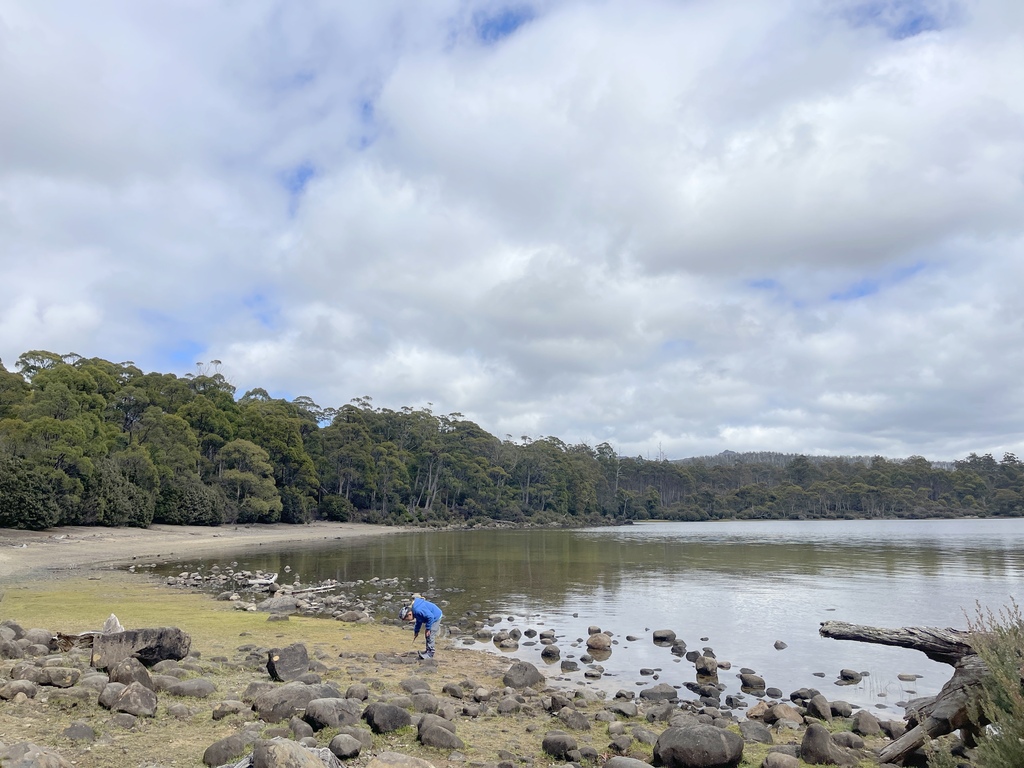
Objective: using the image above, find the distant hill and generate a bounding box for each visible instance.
[673,450,956,471]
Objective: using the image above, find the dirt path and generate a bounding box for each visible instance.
[0,522,405,582]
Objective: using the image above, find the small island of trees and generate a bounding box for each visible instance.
[0,350,1021,531]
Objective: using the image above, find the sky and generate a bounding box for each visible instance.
[1,0,1023,462]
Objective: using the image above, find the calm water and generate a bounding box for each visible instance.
[156,519,1024,716]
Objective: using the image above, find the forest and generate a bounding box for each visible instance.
[0,351,1021,531]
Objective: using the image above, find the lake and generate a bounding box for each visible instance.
[155,518,1024,716]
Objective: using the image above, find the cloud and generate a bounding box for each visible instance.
[1,0,1022,461]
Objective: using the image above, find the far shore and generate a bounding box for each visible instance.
[0,521,408,582]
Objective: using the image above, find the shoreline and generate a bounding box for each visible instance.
[0,522,408,582]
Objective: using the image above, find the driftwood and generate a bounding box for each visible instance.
[819,620,987,764]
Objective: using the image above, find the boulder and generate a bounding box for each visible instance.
[267,643,310,682]
[91,627,191,669]
[639,683,678,702]
[203,728,260,767]
[605,758,655,768]
[799,722,859,766]
[111,681,158,717]
[805,694,833,723]
[419,722,465,750]
[365,752,435,768]
[587,633,612,651]
[557,706,592,730]
[502,661,544,689]
[542,730,578,760]
[303,697,363,730]
[329,733,363,760]
[851,709,881,736]
[361,702,412,733]
[653,630,677,645]
[0,742,72,768]
[166,678,217,698]
[108,657,154,690]
[252,738,342,767]
[38,667,80,688]
[252,682,343,724]
[653,725,743,768]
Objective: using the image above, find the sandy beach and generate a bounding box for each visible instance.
[0,521,405,582]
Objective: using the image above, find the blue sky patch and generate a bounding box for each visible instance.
[280,161,315,215]
[161,338,206,368]
[843,0,952,40]
[829,261,929,302]
[474,6,535,44]
[244,292,282,331]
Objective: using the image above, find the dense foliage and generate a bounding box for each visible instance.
[0,351,1022,530]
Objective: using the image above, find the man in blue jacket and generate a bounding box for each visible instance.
[399,594,443,659]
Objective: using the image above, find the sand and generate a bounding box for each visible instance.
[0,521,405,582]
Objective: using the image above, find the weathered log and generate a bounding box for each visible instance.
[818,620,975,665]
[819,620,988,765]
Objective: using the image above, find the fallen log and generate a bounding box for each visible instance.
[819,620,987,765]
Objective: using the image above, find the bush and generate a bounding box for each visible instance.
[966,600,1024,768]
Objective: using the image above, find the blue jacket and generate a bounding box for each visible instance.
[411,597,443,633]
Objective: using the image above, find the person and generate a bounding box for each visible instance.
[399,593,443,659]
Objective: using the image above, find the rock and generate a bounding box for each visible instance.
[557,706,592,730]
[252,737,342,767]
[653,724,744,768]
[304,697,363,730]
[799,722,858,766]
[252,682,343,723]
[639,683,678,702]
[0,680,38,700]
[346,683,369,701]
[22,629,54,649]
[111,681,158,717]
[832,732,864,749]
[762,754,800,768]
[605,758,655,768]
[419,723,465,750]
[0,742,72,768]
[851,709,881,736]
[267,643,310,682]
[830,701,853,718]
[336,611,369,623]
[329,733,363,759]
[166,678,218,698]
[607,700,639,718]
[38,667,80,688]
[61,721,97,742]
[774,641,788,650]
[694,656,718,677]
[256,596,302,614]
[587,633,612,651]
[503,661,544,689]
[836,669,862,684]
[203,729,261,767]
[763,703,803,726]
[365,752,435,768]
[738,721,772,744]
[541,645,561,660]
[98,682,127,709]
[738,673,765,690]
[653,630,677,644]
[335,726,374,752]
[212,700,250,720]
[362,702,412,733]
[91,627,191,669]
[109,657,154,690]
[805,694,833,722]
[542,730,578,760]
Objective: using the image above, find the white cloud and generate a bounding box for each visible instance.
[2,0,1023,462]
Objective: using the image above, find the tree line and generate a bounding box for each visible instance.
[0,351,1021,531]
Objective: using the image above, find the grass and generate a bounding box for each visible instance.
[0,570,892,768]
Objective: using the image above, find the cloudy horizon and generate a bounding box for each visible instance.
[2,1,1022,462]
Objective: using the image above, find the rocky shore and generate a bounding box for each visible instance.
[0,525,955,767]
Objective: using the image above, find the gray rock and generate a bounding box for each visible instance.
[108,657,153,690]
[738,720,772,744]
[252,738,343,767]
[799,722,858,767]
[110,681,158,717]
[503,661,544,689]
[61,721,97,742]
[0,741,72,768]
[91,627,191,670]
[654,724,743,768]
[267,643,309,682]
[639,683,678,702]
[212,700,250,720]
[329,734,363,759]
[851,709,881,736]
[419,723,465,750]
[761,754,800,768]
[557,706,592,730]
[805,694,833,722]
[0,680,38,700]
[38,667,80,688]
[605,758,654,768]
[203,728,260,767]
[252,682,343,724]
[303,697,363,730]
[166,678,218,698]
[542,730,578,760]
[361,702,412,733]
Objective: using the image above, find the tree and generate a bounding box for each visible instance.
[216,439,282,524]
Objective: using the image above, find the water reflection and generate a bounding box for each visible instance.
[155,519,1024,715]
